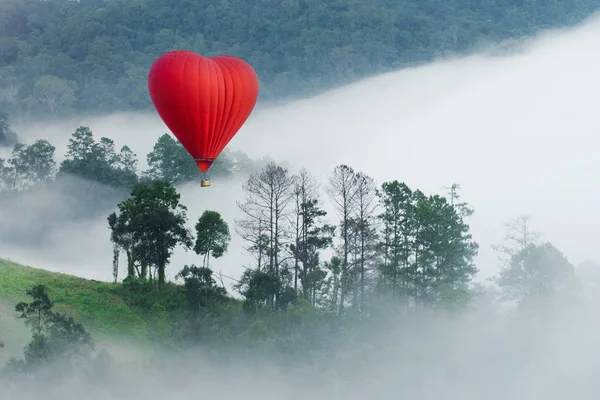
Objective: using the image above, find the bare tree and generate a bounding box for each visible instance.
[31,75,77,115]
[351,172,379,311]
[236,162,295,308]
[326,164,359,314]
[444,183,474,219]
[492,215,542,259]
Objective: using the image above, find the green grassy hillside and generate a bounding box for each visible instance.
[0,258,152,361]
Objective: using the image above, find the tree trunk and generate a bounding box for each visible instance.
[126,250,135,278]
[158,262,166,290]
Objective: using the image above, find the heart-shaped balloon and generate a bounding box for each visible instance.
[148,50,259,172]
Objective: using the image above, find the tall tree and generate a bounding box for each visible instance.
[107,211,137,279]
[350,172,379,311]
[110,180,193,289]
[377,181,413,302]
[376,182,478,310]
[236,162,295,308]
[445,183,474,219]
[290,168,333,304]
[411,192,478,308]
[194,210,231,268]
[492,215,542,258]
[326,164,358,314]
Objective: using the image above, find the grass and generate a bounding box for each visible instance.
[0,258,153,357]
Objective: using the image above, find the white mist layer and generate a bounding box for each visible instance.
[4,14,600,287]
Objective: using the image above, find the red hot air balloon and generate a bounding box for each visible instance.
[148,50,259,187]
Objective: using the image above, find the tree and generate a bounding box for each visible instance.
[236,162,295,308]
[107,211,137,279]
[235,269,282,315]
[0,139,56,191]
[176,265,228,320]
[109,180,193,289]
[377,181,413,302]
[376,182,478,310]
[0,143,26,191]
[144,133,200,184]
[290,168,333,304]
[445,183,474,219]
[31,75,77,115]
[495,242,576,312]
[326,165,358,314]
[115,145,139,186]
[350,172,379,311]
[492,215,542,259]
[0,112,18,147]
[194,210,231,267]
[143,133,234,185]
[14,285,94,373]
[60,126,138,187]
[410,192,478,308]
[15,285,53,337]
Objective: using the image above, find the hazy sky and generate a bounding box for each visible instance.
[4,15,600,291]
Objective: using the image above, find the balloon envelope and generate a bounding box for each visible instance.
[148,50,259,172]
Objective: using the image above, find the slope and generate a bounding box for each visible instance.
[0,258,151,361]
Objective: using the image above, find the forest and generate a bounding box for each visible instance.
[0,0,599,117]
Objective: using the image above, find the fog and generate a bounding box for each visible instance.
[4,298,600,400]
[7,15,600,285]
[3,11,600,400]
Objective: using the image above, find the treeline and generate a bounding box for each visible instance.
[0,0,598,116]
[104,155,581,338]
[107,164,479,316]
[0,112,265,193]
[0,186,584,382]
[0,148,587,384]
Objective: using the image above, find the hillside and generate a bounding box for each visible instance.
[0,0,598,117]
[0,258,151,360]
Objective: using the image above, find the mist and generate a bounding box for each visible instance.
[3,294,600,400]
[5,17,600,287]
[2,12,600,400]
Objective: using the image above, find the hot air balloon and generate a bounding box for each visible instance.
[148,50,259,187]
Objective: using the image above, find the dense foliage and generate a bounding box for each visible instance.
[0,118,267,191]
[0,0,598,116]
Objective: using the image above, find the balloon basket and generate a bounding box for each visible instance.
[200,172,210,187]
